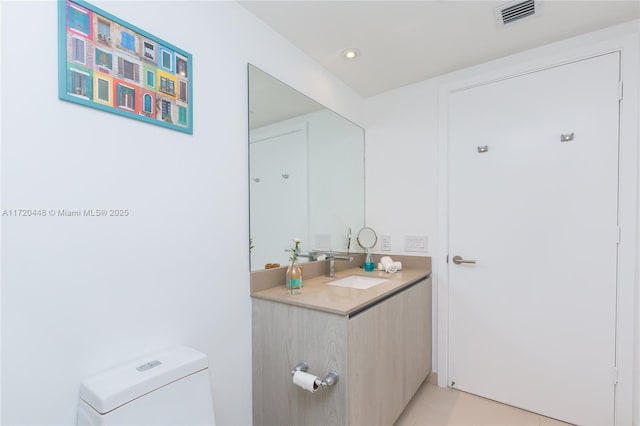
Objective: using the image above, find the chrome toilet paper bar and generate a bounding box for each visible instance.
[291,361,309,376]
[291,361,339,389]
[319,371,339,388]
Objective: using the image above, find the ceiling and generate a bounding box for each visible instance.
[240,1,639,98]
[249,64,324,129]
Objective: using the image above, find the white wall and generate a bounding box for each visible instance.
[364,20,639,424]
[0,1,362,425]
[365,81,439,255]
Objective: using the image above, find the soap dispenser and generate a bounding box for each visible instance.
[364,249,375,272]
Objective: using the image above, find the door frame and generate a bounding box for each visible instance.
[435,24,639,425]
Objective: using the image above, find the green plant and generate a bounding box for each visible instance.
[290,237,300,262]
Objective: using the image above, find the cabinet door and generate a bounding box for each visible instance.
[348,278,432,425]
[404,278,432,398]
[253,299,348,426]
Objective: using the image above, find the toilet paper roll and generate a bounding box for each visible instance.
[293,370,320,392]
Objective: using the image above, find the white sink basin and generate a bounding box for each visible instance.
[326,275,389,290]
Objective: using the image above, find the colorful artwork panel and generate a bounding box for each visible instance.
[58,0,193,134]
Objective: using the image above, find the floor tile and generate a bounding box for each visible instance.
[396,376,573,426]
[539,415,573,426]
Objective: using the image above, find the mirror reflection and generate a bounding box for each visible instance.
[248,64,365,271]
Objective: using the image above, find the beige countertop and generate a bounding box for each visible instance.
[251,266,431,316]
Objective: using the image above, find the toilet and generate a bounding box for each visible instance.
[77,346,216,425]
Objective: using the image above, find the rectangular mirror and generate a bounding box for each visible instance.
[248,64,365,271]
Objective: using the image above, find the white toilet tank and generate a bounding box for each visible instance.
[77,346,216,425]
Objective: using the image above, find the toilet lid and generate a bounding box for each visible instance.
[79,346,208,414]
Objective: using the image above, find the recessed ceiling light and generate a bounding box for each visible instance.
[341,48,360,60]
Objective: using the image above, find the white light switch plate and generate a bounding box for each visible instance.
[381,235,391,251]
[405,235,428,252]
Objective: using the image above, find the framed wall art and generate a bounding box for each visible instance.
[58,0,193,134]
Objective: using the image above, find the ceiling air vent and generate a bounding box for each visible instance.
[495,0,543,26]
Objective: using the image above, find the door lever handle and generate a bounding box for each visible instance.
[452,255,476,265]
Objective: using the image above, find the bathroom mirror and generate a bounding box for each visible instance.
[356,227,377,249]
[248,64,365,271]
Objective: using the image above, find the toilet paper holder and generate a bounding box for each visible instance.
[291,361,339,388]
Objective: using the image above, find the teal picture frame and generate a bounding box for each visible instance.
[58,0,193,134]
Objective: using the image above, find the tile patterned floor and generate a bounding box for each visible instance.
[395,375,573,426]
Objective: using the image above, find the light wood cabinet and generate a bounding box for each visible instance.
[252,278,432,426]
[348,277,432,425]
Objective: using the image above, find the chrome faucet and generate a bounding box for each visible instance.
[297,250,319,261]
[325,251,353,277]
[285,250,318,262]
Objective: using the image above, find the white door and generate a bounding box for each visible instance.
[448,53,620,425]
[250,126,308,269]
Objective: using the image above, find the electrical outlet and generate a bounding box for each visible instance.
[405,235,428,252]
[381,235,391,251]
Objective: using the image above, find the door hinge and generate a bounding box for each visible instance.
[617,226,621,245]
[612,367,618,385]
[618,81,623,101]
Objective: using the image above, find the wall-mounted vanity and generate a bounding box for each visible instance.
[248,64,365,271]
[252,262,432,426]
